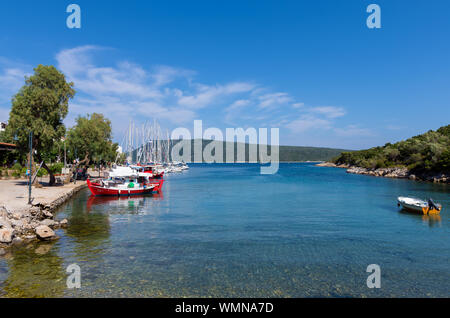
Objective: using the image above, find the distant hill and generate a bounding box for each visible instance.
[278,145,350,162]
[179,140,349,162]
[333,125,450,174]
[131,139,349,162]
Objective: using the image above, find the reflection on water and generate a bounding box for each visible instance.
[65,196,111,262]
[421,214,442,227]
[0,163,449,297]
[1,241,65,298]
[397,210,443,228]
[86,193,164,214]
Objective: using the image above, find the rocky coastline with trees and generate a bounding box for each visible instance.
[0,65,122,251]
[317,125,450,183]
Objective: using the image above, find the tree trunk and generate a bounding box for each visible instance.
[72,153,90,183]
[36,154,55,186]
[78,152,90,167]
[42,161,55,186]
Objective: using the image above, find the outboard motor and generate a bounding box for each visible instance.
[428,198,438,210]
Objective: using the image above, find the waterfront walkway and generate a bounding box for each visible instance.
[0,178,86,215]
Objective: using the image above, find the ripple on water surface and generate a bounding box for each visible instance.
[0,163,449,297]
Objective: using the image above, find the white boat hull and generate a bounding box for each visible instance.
[397,196,441,215]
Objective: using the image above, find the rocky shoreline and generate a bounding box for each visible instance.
[0,182,87,254]
[316,162,449,183]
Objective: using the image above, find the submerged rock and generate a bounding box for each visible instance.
[11,237,23,245]
[34,244,53,255]
[35,225,56,240]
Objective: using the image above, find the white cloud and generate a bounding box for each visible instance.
[283,106,372,141]
[0,62,31,101]
[57,46,161,99]
[0,46,374,148]
[0,58,32,121]
[151,65,195,87]
[310,106,346,118]
[56,46,265,133]
[292,102,305,108]
[258,92,292,109]
[285,115,332,133]
[177,82,256,109]
[0,68,26,95]
[227,99,251,111]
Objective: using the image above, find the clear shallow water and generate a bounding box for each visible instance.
[0,163,449,297]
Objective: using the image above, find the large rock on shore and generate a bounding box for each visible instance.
[0,228,14,243]
[430,173,448,183]
[0,206,8,218]
[346,166,409,178]
[10,218,26,229]
[345,166,449,183]
[0,217,12,229]
[315,162,337,167]
[316,162,350,168]
[35,225,56,240]
[40,219,57,228]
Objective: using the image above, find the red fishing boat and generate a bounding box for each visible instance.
[86,166,164,196]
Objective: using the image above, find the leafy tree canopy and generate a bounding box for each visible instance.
[5,65,75,185]
[67,113,118,165]
[333,125,450,174]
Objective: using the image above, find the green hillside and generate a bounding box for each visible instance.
[180,140,349,162]
[333,125,450,174]
[278,145,349,162]
[132,139,349,162]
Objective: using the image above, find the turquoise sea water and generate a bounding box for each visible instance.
[0,163,449,297]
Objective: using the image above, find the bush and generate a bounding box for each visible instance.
[37,168,47,177]
[50,162,64,174]
[12,171,21,177]
[12,162,22,172]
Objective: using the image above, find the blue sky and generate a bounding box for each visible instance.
[0,0,449,149]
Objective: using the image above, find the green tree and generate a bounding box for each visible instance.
[0,130,6,142]
[332,124,450,175]
[5,65,75,185]
[67,113,118,167]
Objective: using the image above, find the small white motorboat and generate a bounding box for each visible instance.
[397,196,442,215]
